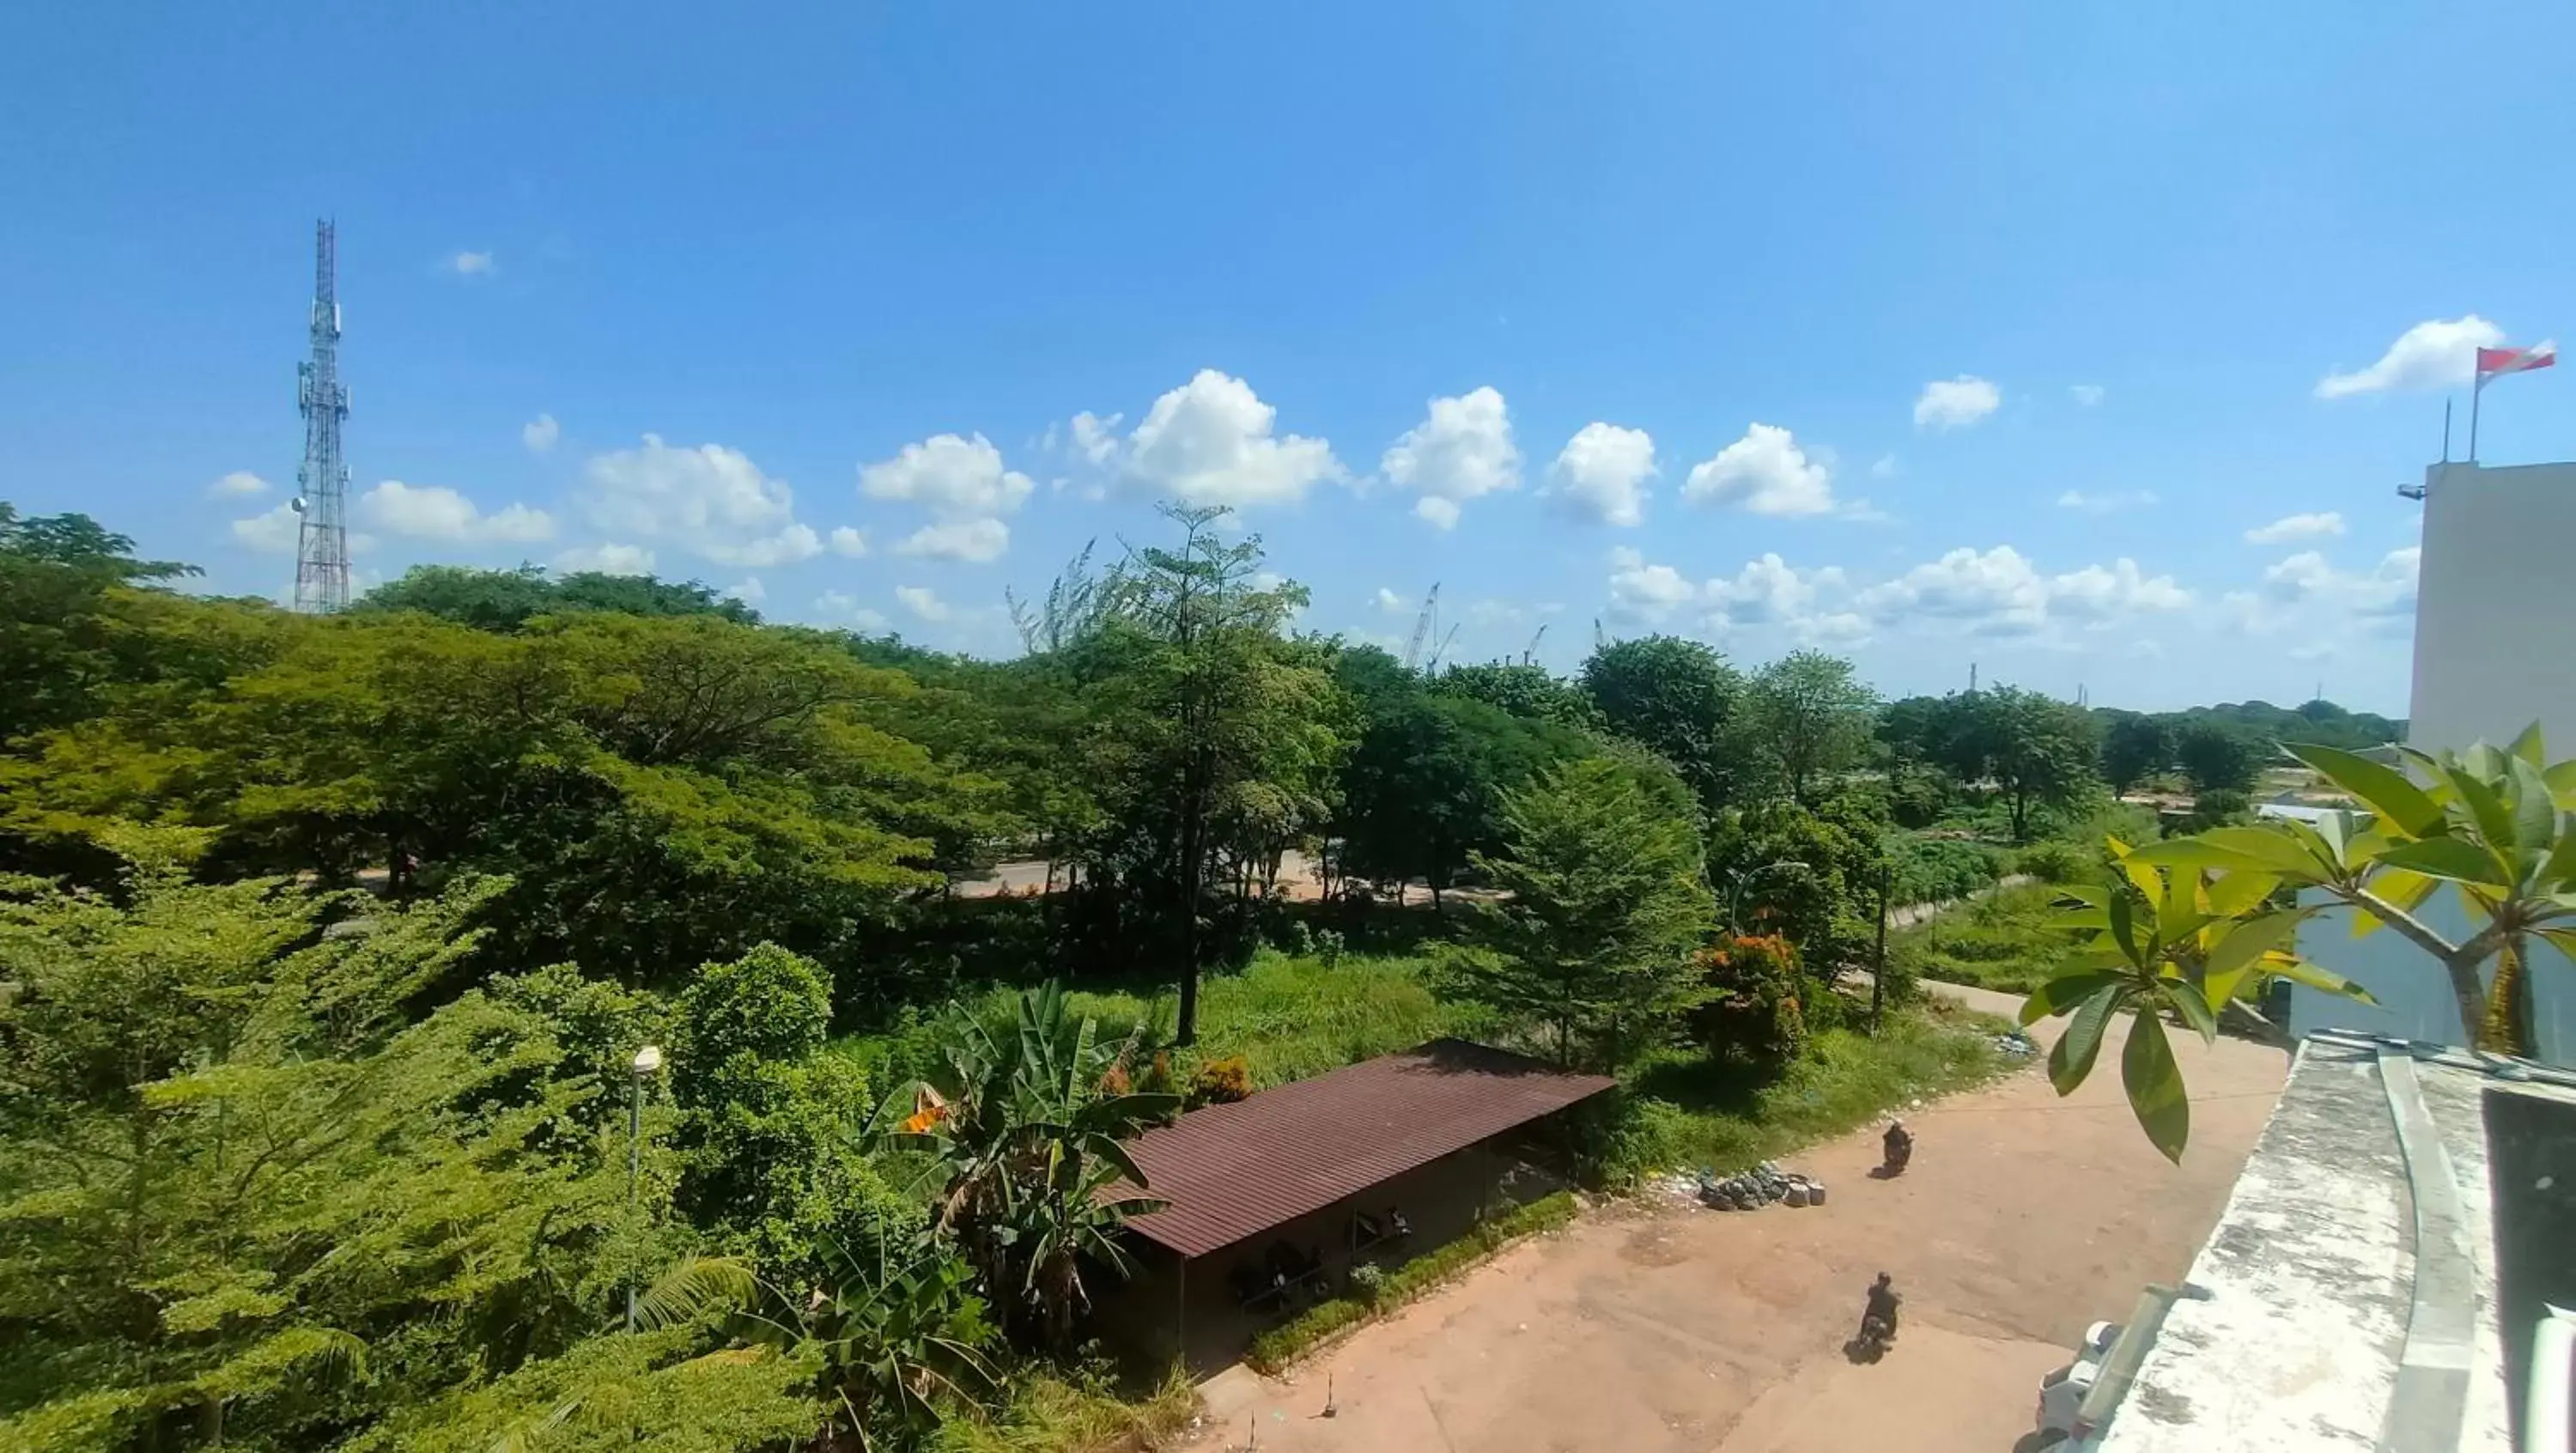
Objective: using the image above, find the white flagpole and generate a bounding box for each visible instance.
[2470,374,2485,463]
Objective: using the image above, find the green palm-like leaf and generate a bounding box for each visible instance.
[2020,970,2128,1026]
[629,1256,763,1331]
[2050,985,2124,1096]
[2122,1010,2190,1164]
[2283,742,2445,837]
[2375,836,2512,889]
[2266,957,2377,1003]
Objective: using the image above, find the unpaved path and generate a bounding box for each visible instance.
[1188,983,2286,1453]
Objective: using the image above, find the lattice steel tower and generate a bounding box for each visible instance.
[292,220,351,613]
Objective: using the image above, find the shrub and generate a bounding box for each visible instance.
[1246,1193,1579,1372]
[1187,1055,1253,1107]
[2009,839,2091,885]
[1139,1049,1177,1097]
[1887,882,2075,994]
[1315,928,1345,968]
[1886,834,2005,905]
[1347,1261,1387,1306]
[1690,933,1807,1067]
[2183,787,2253,832]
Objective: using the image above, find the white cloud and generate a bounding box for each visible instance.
[896,584,958,623]
[2245,511,2346,544]
[814,590,890,633]
[449,251,496,277]
[1705,553,1847,631]
[1548,423,1656,526]
[522,414,560,453]
[724,577,766,606]
[1467,598,1526,626]
[555,542,656,576]
[1375,587,1411,615]
[208,470,270,499]
[1382,386,1519,530]
[360,480,554,544]
[860,433,1034,520]
[2315,316,2504,398]
[829,526,868,557]
[1123,369,1343,508]
[2070,385,2105,407]
[1854,546,2189,636]
[2049,559,2193,622]
[2057,489,2160,514]
[1913,375,2001,430]
[895,518,1010,563]
[580,434,820,567]
[1067,411,1123,466]
[705,524,823,568]
[231,502,302,553]
[1869,454,1899,481]
[1683,423,1839,517]
[2263,546,2417,617]
[1606,546,1701,623]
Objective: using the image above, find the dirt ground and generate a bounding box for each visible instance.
[1186,985,2289,1453]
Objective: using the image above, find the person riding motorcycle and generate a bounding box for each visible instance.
[1862,1272,1902,1346]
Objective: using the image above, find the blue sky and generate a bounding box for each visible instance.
[5,2,2572,714]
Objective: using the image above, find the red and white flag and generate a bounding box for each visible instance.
[2476,343,2556,386]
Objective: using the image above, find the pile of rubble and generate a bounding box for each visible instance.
[1697,1160,1825,1211]
[1994,1030,2037,1057]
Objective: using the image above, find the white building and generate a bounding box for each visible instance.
[2409,460,2576,753]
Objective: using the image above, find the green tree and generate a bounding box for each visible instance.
[0,505,214,749]
[0,865,741,1448]
[673,945,906,1277]
[1339,691,1584,904]
[1951,686,2102,841]
[1454,756,1717,1070]
[1434,660,1601,731]
[1578,635,1747,813]
[2099,712,2172,794]
[1744,650,1878,803]
[2026,728,2576,1158]
[1078,506,1346,1042]
[2174,719,2263,794]
[888,984,1180,1352]
[357,562,761,631]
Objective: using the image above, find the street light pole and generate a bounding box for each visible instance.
[1723,860,1810,935]
[626,1043,664,1333]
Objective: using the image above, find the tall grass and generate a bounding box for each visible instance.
[1887,881,2075,994]
[930,1365,1198,1453]
[843,948,1488,1092]
[1611,996,2007,1176]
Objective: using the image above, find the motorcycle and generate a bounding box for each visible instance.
[1846,1311,1896,1364]
[1880,1123,1913,1177]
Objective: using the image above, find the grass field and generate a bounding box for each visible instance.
[1613,994,2010,1178]
[1886,880,2075,995]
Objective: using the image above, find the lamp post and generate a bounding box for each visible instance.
[626,1043,663,1333]
[1722,860,1810,934]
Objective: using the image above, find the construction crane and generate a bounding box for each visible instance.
[1404,583,1441,671]
[1521,623,1546,665]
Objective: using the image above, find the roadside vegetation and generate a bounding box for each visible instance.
[0,499,2415,1449]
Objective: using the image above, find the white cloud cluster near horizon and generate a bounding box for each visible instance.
[361,480,554,544]
[1117,369,1345,508]
[579,433,836,570]
[1382,386,1520,530]
[207,470,270,499]
[522,414,560,453]
[555,541,656,576]
[2057,489,2158,514]
[2314,316,2504,398]
[1913,375,2000,430]
[1609,540,2191,647]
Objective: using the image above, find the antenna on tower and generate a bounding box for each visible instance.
[292,220,352,613]
[1968,662,1978,694]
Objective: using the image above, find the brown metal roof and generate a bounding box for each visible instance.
[1118,1038,1614,1259]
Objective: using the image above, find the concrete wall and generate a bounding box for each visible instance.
[2409,460,2576,755]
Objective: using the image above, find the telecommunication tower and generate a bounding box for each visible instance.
[292,220,351,613]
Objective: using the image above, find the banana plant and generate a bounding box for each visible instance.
[2021,840,2371,1162]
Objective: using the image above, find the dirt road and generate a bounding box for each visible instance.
[1188,985,2287,1453]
